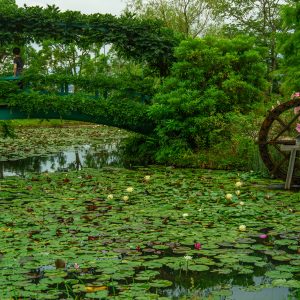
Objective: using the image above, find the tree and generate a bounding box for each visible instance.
[277,0,300,95]
[147,35,268,163]
[26,41,108,77]
[0,0,17,8]
[209,0,287,92]
[125,0,216,38]
[0,0,17,73]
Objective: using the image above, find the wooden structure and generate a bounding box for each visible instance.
[258,96,300,189]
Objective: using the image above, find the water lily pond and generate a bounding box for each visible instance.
[0,125,299,299]
[0,124,128,178]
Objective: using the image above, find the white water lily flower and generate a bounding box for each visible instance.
[144,175,151,181]
[126,187,134,193]
[198,208,202,212]
[235,190,241,196]
[123,196,129,201]
[239,225,246,231]
[239,201,245,206]
[225,193,233,201]
[182,213,189,217]
[184,255,192,260]
[107,194,114,200]
[235,181,243,188]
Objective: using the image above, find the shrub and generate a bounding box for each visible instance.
[146,35,269,165]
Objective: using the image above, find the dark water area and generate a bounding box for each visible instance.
[0,143,124,178]
[160,267,297,300]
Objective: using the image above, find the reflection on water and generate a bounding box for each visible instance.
[160,267,298,300]
[0,143,124,178]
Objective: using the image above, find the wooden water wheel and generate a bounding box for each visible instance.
[258,96,300,181]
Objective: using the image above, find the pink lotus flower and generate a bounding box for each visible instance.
[259,234,268,239]
[74,263,80,269]
[194,242,201,250]
[292,92,300,99]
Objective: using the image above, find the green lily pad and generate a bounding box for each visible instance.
[188,264,209,272]
[149,280,173,288]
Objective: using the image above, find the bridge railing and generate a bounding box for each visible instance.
[0,74,153,103]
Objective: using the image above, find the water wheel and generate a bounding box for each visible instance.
[258,96,300,181]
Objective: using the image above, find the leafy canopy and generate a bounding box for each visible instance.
[147,35,268,163]
[0,4,179,75]
[278,0,300,94]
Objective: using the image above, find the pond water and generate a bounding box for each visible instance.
[0,126,299,299]
[0,142,124,178]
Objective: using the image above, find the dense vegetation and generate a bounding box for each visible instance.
[0,0,299,171]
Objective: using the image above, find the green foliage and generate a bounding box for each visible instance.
[125,0,215,38]
[0,80,18,100]
[278,1,300,95]
[5,90,154,134]
[0,121,16,138]
[16,72,157,103]
[146,35,268,164]
[122,133,158,165]
[0,5,179,75]
[209,0,286,83]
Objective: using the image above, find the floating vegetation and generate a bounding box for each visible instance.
[0,124,129,161]
[0,166,299,299]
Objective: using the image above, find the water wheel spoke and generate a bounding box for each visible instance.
[275,116,295,136]
[275,116,288,128]
[273,112,300,141]
[266,139,295,145]
[272,144,290,160]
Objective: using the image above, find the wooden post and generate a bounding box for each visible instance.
[280,144,300,189]
[285,149,297,189]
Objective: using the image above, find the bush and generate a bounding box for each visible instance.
[146,35,269,165]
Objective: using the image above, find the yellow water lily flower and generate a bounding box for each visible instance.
[225,194,233,200]
[235,181,243,188]
[144,175,151,181]
[239,225,246,231]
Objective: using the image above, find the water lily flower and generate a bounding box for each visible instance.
[239,201,245,206]
[239,225,246,231]
[126,187,134,193]
[198,208,202,212]
[184,255,192,260]
[107,194,114,200]
[182,213,189,217]
[122,195,129,201]
[235,181,242,188]
[74,263,80,269]
[259,234,268,239]
[235,190,241,196]
[225,193,233,200]
[194,242,201,250]
[144,175,151,181]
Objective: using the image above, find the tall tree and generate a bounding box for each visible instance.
[209,0,287,92]
[0,0,18,74]
[0,0,17,8]
[125,0,216,38]
[277,0,300,95]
